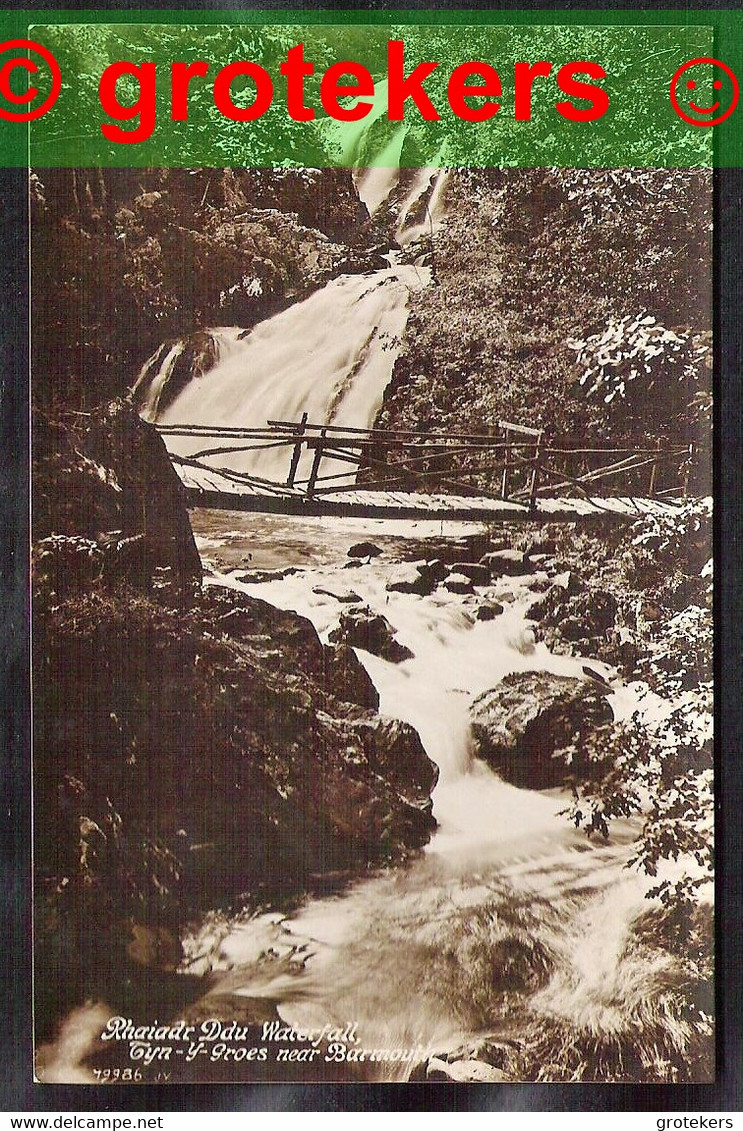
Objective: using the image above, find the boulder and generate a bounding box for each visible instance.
[386,562,436,596]
[329,605,413,663]
[425,558,448,584]
[33,400,202,594]
[311,583,362,604]
[460,533,495,560]
[34,584,439,1007]
[414,1058,511,1083]
[481,549,530,576]
[476,602,504,621]
[347,541,383,560]
[314,713,438,850]
[339,715,439,802]
[527,586,618,650]
[524,534,557,556]
[207,587,326,677]
[322,644,379,711]
[86,400,202,587]
[470,671,613,788]
[417,533,493,567]
[409,1036,521,1084]
[234,567,298,584]
[444,573,474,595]
[450,562,491,586]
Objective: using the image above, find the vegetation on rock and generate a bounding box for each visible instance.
[31,168,379,413]
[377,167,711,495]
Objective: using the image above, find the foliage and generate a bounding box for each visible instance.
[561,502,713,916]
[380,167,712,484]
[629,496,712,579]
[568,314,712,440]
[33,24,331,167]
[366,23,711,169]
[30,23,712,170]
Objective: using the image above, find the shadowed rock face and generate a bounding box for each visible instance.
[322,643,380,711]
[33,399,202,592]
[470,671,613,790]
[33,583,437,1022]
[329,605,414,663]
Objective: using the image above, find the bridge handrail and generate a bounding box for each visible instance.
[156,417,696,505]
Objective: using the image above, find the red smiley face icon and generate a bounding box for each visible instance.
[670,57,739,126]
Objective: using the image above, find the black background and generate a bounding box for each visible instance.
[2,0,741,1113]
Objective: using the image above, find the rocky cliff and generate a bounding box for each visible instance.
[32,402,437,1036]
[31,168,383,413]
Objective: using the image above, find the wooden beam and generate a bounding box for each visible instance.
[307,426,327,496]
[528,430,544,512]
[286,411,308,488]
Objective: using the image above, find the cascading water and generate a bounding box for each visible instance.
[393,167,450,247]
[330,77,450,244]
[173,517,708,1083]
[136,81,450,485]
[135,327,246,420]
[143,265,429,486]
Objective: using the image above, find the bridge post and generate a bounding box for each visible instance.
[287,412,308,488]
[307,426,327,497]
[528,430,543,512]
[683,442,694,497]
[501,429,511,500]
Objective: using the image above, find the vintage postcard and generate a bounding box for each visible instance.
[23,17,717,1086]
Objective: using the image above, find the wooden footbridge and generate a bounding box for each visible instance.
[156,417,696,522]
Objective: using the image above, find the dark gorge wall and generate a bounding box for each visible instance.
[31,167,381,413]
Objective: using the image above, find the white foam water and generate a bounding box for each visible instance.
[187,537,703,1081]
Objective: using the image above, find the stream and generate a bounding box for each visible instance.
[173,509,691,1083]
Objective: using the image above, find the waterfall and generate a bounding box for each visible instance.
[134,327,245,420]
[134,89,452,487]
[328,77,450,241]
[394,167,450,247]
[138,264,429,486]
[136,340,185,419]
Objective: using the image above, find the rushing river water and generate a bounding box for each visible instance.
[167,509,705,1084]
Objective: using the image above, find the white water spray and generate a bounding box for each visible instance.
[178,520,700,1082]
[139,265,428,487]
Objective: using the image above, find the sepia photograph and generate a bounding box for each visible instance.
[26,25,715,1088]
[30,156,714,1087]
